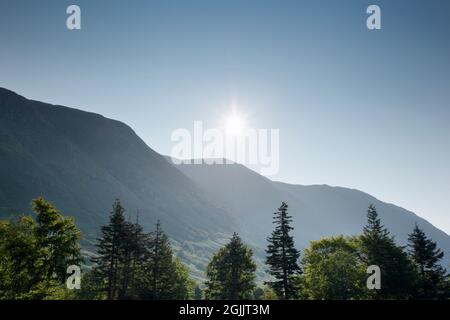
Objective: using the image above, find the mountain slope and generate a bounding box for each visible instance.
[1,87,449,277]
[175,161,450,268]
[0,88,238,278]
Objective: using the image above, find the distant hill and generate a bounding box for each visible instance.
[1,87,449,279]
[175,160,450,269]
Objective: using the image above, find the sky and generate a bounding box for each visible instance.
[0,0,449,234]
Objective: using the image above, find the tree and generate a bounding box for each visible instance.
[92,199,128,299]
[117,219,150,299]
[91,204,195,300]
[194,285,203,300]
[260,286,278,300]
[74,269,105,300]
[172,258,196,299]
[142,221,178,299]
[408,224,449,299]
[205,233,256,300]
[359,204,415,299]
[301,236,368,300]
[140,222,195,300]
[253,287,264,300]
[0,198,81,299]
[33,198,82,282]
[265,202,301,299]
[0,216,42,299]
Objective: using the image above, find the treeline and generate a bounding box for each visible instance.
[0,198,449,300]
[204,203,450,300]
[80,199,195,300]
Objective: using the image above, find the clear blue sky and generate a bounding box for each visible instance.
[1,0,449,233]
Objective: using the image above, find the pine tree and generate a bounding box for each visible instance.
[205,233,256,300]
[92,207,195,300]
[359,204,415,299]
[408,224,449,299]
[143,221,177,299]
[265,202,301,299]
[92,199,128,300]
[117,218,150,299]
[363,204,390,238]
[194,285,203,300]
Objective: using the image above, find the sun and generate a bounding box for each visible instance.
[225,112,247,136]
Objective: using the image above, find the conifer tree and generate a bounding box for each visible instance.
[265,202,301,299]
[92,206,195,300]
[117,219,150,299]
[205,233,256,300]
[92,199,128,300]
[194,285,203,300]
[408,224,449,299]
[143,221,177,299]
[359,204,415,299]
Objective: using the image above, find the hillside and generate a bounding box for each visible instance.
[175,160,450,268]
[0,87,237,279]
[1,87,449,277]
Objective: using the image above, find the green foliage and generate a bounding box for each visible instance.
[0,216,42,299]
[74,269,105,300]
[194,285,203,300]
[260,286,278,300]
[33,198,82,282]
[296,206,449,300]
[2,198,449,301]
[172,258,196,299]
[205,233,256,299]
[253,287,264,300]
[358,205,415,299]
[253,286,277,300]
[408,224,449,299]
[92,200,195,300]
[142,221,178,299]
[301,236,368,300]
[92,199,129,299]
[265,202,301,299]
[0,198,82,299]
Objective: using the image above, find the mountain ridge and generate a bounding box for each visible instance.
[173,159,450,268]
[0,87,240,279]
[1,87,449,274]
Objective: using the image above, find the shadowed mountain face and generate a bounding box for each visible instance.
[1,87,449,275]
[0,88,238,277]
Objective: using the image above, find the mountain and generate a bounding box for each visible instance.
[0,87,238,279]
[1,87,449,277]
[175,160,450,268]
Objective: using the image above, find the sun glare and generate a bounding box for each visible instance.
[225,112,246,136]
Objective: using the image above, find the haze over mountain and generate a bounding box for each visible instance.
[176,160,450,268]
[0,87,238,278]
[1,87,449,276]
